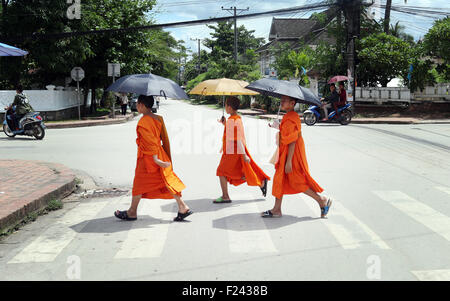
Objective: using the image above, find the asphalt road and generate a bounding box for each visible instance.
[0,99,449,280]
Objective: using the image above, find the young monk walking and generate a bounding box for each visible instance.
[261,95,332,218]
[114,95,193,222]
[215,96,270,203]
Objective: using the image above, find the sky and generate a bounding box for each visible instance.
[150,0,450,56]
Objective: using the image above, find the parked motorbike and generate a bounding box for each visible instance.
[2,107,46,140]
[303,103,353,126]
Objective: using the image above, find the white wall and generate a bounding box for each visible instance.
[0,90,90,113]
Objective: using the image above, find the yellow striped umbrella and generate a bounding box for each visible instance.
[189,78,259,116]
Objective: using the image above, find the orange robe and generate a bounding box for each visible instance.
[216,114,270,186]
[272,111,323,199]
[132,115,185,199]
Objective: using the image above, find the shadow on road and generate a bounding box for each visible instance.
[0,137,35,141]
[70,215,172,234]
[213,213,319,231]
[160,198,266,214]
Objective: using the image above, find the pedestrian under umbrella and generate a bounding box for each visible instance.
[246,79,333,218]
[114,95,193,222]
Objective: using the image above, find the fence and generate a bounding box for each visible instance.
[0,89,91,113]
[355,84,450,103]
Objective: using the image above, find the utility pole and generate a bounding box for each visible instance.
[384,0,392,34]
[340,0,361,107]
[222,6,249,62]
[190,38,202,73]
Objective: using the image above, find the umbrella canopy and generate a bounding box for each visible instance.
[0,42,28,56]
[189,78,259,96]
[106,73,189,100]
[246,78,321,106]
[328,75,349,84]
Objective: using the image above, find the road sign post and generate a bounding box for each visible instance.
[71,67,85,120]
[108,63,120,118]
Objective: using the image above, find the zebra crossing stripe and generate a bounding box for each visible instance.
[373,191,450,241]
[8,201,108,264]
[435,186,450,196]
[411,269,450,281]
[221,195,277,254]
[303,197,390,249]
[114,200,172,259]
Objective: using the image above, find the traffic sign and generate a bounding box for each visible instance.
[71,67,85,82]
[108,63,120,77]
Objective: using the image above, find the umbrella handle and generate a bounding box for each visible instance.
[160,90,167,100]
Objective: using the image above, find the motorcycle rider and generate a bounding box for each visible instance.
[320,83,339,121]
[4,84,34,131]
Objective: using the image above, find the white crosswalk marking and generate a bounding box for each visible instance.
[435,186,450,196]
[219,196,277,254]
[114,200,173,259]
[302,196,390,249]
[8,201,108,264]
[374,191,450,241]
[411,269,450,281]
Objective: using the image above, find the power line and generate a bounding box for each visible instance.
[2,1,333,42]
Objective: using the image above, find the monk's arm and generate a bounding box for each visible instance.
[285,142,296,173]
[160,117,172,161]
[237,140,250,162]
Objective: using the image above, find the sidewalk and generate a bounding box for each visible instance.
[240,109,450,124]
[45,113,136,129]
[0,160,76,232]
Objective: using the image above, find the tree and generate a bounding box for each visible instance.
[203,21,264,63]
[423,17,450,81]
[404,43,436,91]
[270,43,313,85]
[390,21,414,44]
[357,33,410,87]
[0,0,181,115]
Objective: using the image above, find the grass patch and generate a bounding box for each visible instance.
[75,177,83,185]
[47,199,63,211]
[0,199,64,240]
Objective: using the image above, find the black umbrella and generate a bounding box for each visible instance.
[245,78,321,106]
[106,73,189,100]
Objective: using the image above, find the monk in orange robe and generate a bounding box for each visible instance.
[215,97,270,203]
[261,95,332,218]
[114,95,193,222]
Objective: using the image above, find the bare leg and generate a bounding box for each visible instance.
[115,194,142,218]
[303,189,327,207]
[173,194,190,214]
[219,176,231,200]
[270,197,283,215]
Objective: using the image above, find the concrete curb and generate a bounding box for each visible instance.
[0,160,77,233]
[46,114,137,129]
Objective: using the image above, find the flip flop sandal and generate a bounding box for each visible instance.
[321,198,333,218]
[260,179,268,197]
[114,210,137,221]
[261,210,282,218]
[173,210,193,222]
[213,197,232,204]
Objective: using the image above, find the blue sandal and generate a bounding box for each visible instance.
[321,198,333,218]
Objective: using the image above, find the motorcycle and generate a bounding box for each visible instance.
[303,103,353,126]
[2,107,46,140]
